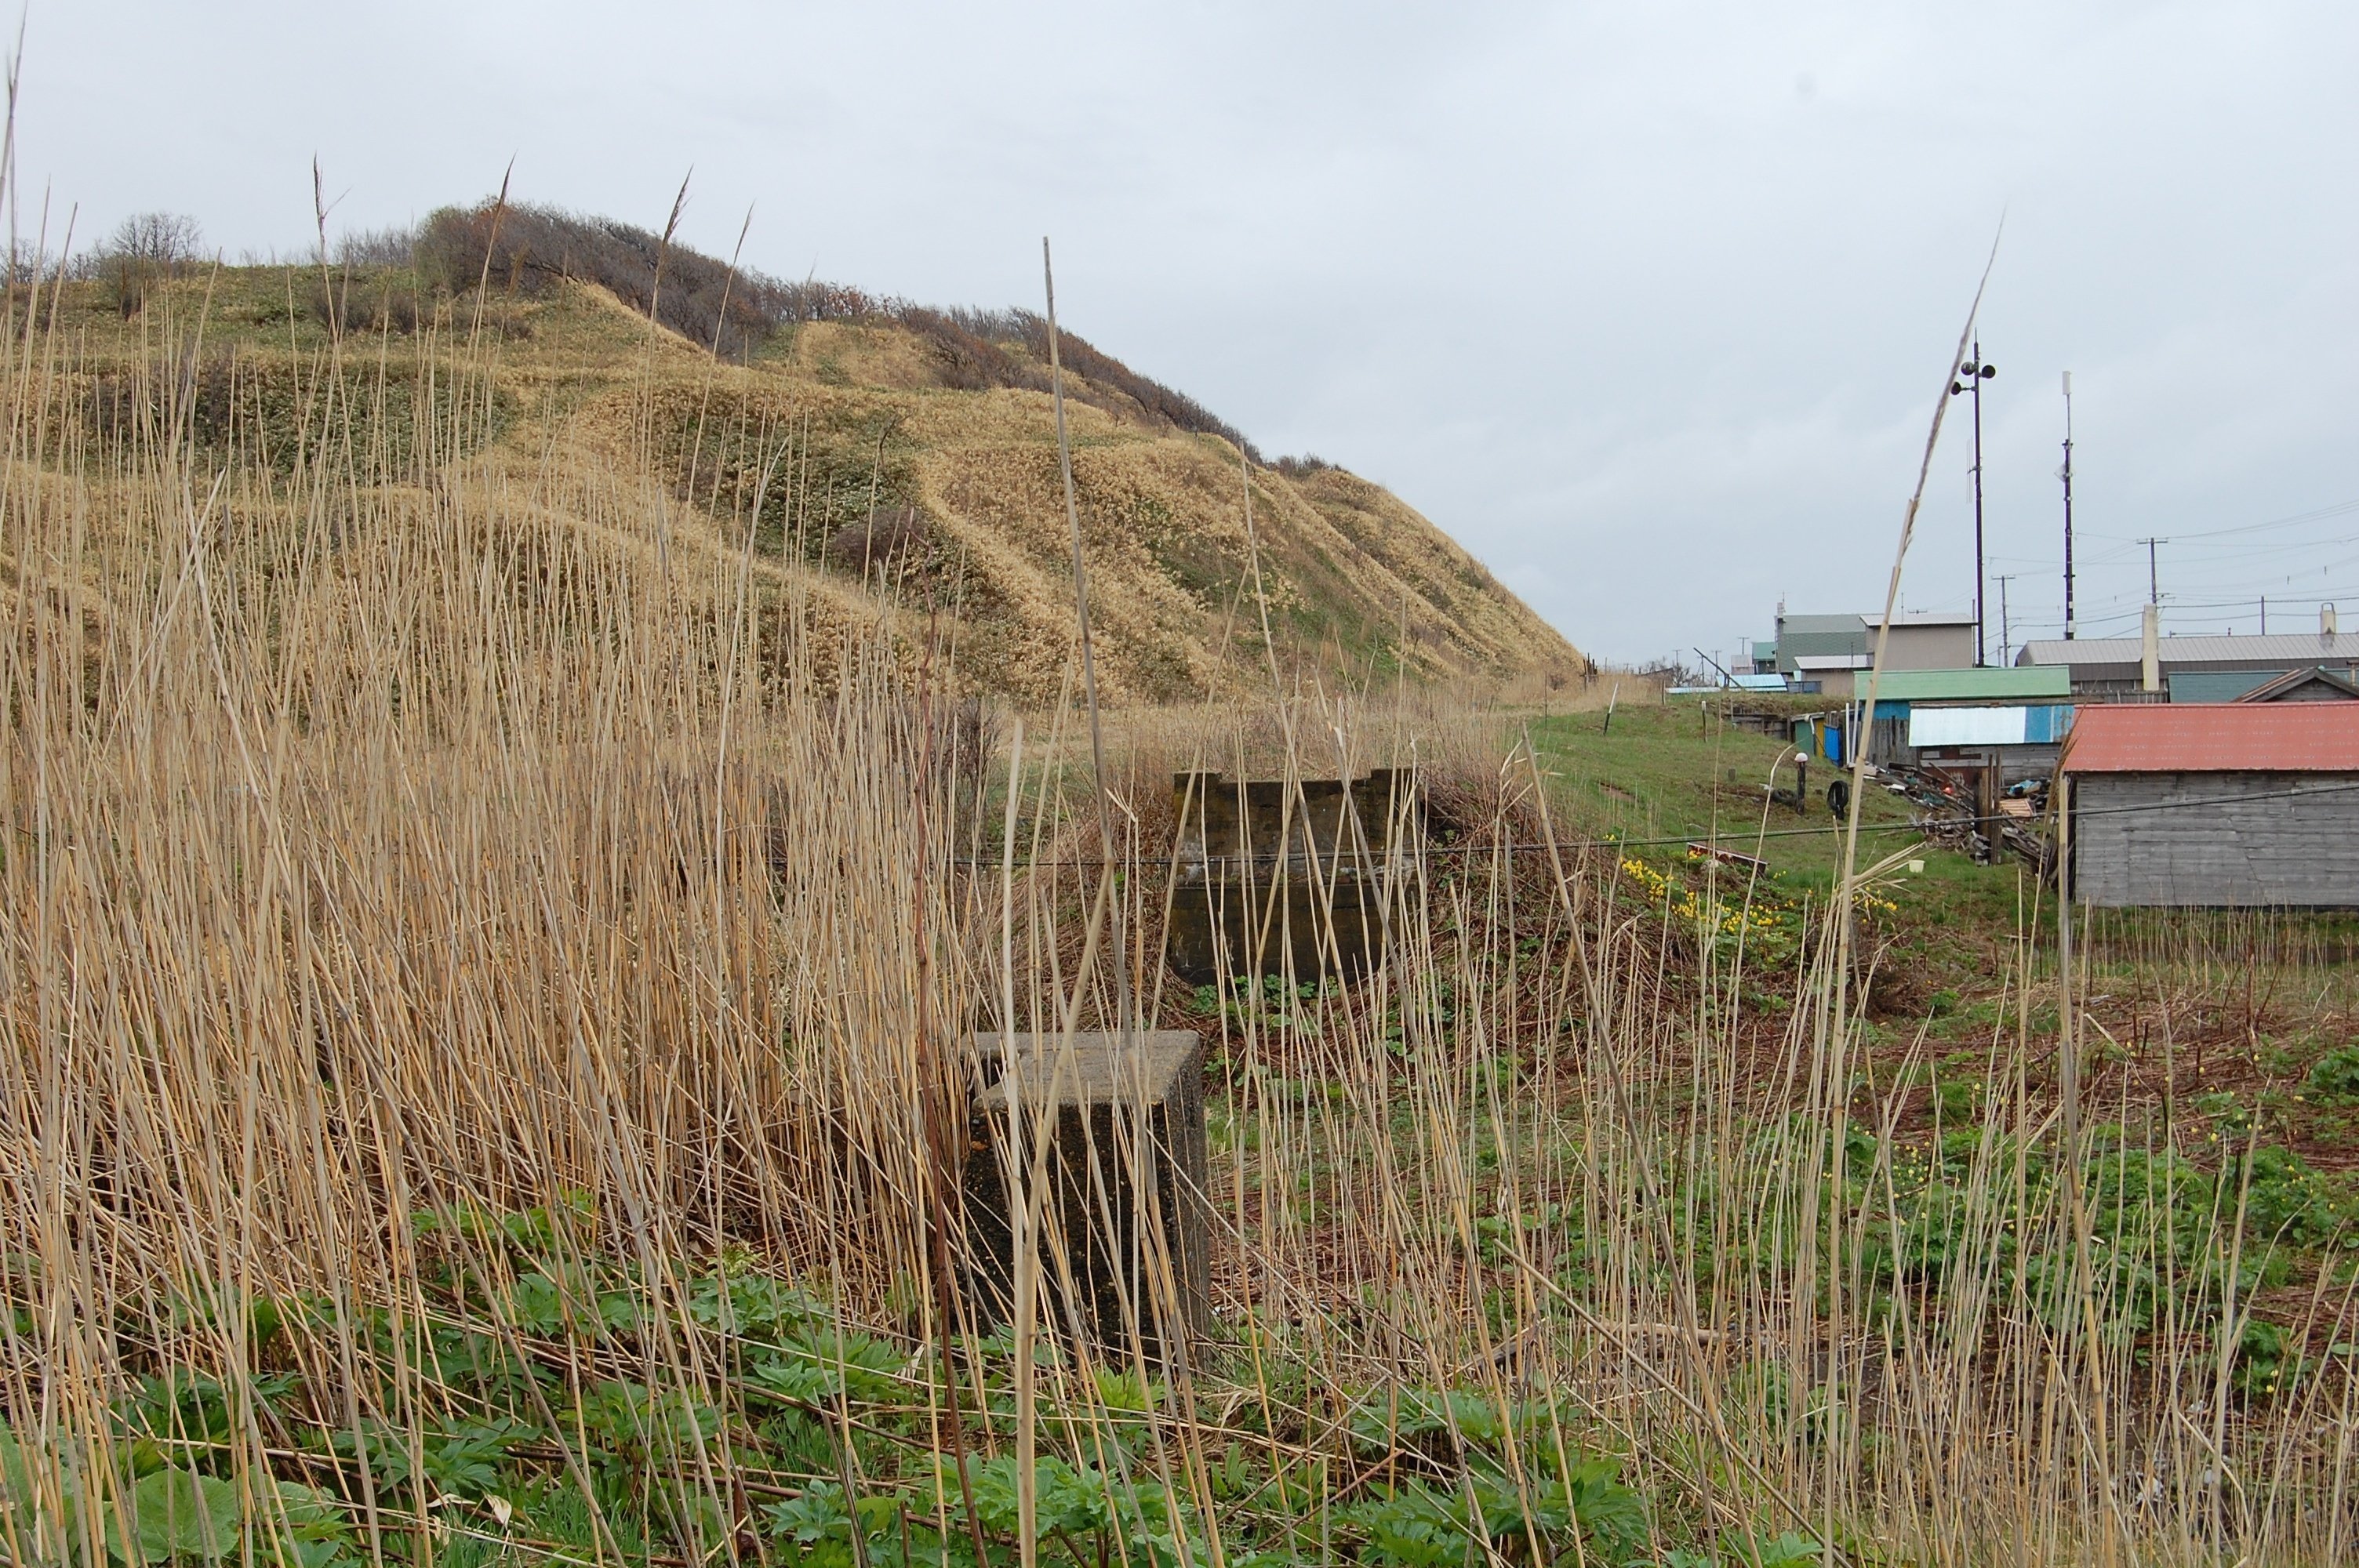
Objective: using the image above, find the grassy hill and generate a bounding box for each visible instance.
[50,205,1583,704]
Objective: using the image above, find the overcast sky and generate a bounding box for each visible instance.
[22,2,2355,665]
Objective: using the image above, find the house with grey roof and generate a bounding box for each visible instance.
[2016,607,2359,702]
[1767,608,1978,696]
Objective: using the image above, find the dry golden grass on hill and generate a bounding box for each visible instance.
[42,260,1583,706]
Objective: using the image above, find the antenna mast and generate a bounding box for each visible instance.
[2061,371,2076,640]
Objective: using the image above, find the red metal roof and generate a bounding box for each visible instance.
[2061,702,2359,774]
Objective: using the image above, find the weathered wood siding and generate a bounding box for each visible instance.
[2074,771,2359,906]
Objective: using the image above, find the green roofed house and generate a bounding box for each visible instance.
[1871,666,2072,703]
[1863,664,2076,787]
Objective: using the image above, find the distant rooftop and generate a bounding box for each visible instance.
[2241,666,2359,702]
[1874,666,2072,702]
[2019,632,2359,670]
[1777,609,1977,631]
[1866,608,1978,629]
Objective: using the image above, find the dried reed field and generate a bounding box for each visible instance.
[4,251,2358,1568]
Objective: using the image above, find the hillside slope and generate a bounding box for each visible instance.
[47,235,1582,702]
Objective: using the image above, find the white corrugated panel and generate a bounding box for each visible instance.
[1910,706,2028,746]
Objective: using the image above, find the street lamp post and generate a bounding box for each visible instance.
[1951,343,1997,666]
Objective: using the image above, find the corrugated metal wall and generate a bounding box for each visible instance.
[2168,670,2286,702]
[2074,771,2359,906]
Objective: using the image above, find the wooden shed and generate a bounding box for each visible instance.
[1863,665,2074,779]
[2061,704,2359,907]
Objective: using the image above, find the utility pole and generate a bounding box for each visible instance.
[2060,372,2076,640]
[1995,575,2015,666]
[2261,597,2267,635]
[1952,344,1997,664]
[2057,772,2077,1155]
[2140,537,2162,604]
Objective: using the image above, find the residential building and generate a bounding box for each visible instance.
[2060,703,2359,907]
[1863,666,2075,782]
[2018,607,2359,702]
[1765,608,1979,697]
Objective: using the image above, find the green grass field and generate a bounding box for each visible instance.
[1532,694,2359,1167]
[1530,697,2021,931]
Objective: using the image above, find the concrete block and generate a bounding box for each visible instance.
[1165,769,1420,983]
[960,1031,1211,1363]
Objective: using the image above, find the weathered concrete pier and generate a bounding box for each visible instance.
[959,1030,1211,1362]
[1165,768,1421,983]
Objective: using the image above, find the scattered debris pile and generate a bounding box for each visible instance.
[1884,763,2053,873]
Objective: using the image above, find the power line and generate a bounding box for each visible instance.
[2085,495,2359,546]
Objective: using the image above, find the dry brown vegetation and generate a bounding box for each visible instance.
[45,198,1582,711]
[0,203,2354,1568]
